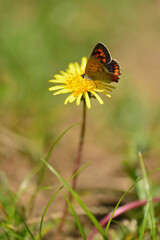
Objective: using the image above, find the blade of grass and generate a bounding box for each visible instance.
[104,167,160,238]
[138,202,149,240]
[1,224,24,240]
[104,177,143,237]
[65,193,87,240]
[89,198,160,240]
[39,163,89,240]
[139,152,157,240]
[16,162,42,200]
[39,122,81,186]
[43,160,106,238]
[29,122,81,212]
[16,210,35,240]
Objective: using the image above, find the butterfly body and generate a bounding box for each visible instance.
[82,43,121,83]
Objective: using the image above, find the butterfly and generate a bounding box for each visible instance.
[82,43,121,83]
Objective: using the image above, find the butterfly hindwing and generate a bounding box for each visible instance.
[106,59,121,76]
[85,57,118,83]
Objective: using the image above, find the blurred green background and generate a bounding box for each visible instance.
[1,0,160,213]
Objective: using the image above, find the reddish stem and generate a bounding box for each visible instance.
[87,197,160,240]
[56,101,86,237]
[72,100,86,190]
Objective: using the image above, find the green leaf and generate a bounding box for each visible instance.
[43,160,105,238]
[39,163,89,240]
[65,194,87,240]
[105,167,160,237]
[139,152,157,240]
[16,210,35,240]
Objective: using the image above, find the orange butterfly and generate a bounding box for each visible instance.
[82,43,121,83]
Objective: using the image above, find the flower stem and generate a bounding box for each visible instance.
[72,100,86,190]
[56,100,87,237]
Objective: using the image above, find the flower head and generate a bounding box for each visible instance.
[49,57,116,109]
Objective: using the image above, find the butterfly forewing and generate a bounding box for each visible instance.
[91,43,111,65]
[85,57,103,75]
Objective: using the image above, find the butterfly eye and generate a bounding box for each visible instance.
[81,73,85,78]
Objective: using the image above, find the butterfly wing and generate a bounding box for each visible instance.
[106,59,121,76]
[85,56,119,83]
[85,43,120,83]
[91,42,111,64]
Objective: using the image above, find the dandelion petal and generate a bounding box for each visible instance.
[76,93,82,106]
[64,94,73,105]
[49,85,64,91]
[54,89,71,95]
[90,91,104,105]
[69,95,76,103]
[84,92,91,109]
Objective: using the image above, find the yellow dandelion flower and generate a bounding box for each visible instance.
[49,57,116,109]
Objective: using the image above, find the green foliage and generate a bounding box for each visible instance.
[0,183,34,240]
[65,194,87,240]
[44,160,106,238]
[138,153,157,240]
